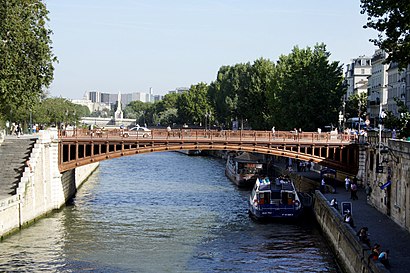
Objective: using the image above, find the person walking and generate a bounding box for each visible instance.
[343,212,355,227]
[351,182,358,200]
[345,176,351,192]
[330,198,338,210]
[320,178,326,193]
[271,126,275,139]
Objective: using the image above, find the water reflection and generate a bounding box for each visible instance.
[0,152,339,272]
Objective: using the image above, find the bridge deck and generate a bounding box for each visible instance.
[58,129,358,174]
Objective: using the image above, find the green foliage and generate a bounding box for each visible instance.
[0,0,57,121]
[383,98,410,136]
[272,44,345,131]
[209,59,275,130]
[360,0,410,69]
[344,92,368,120]
[153,93,181,125]
[176,82,212,125]
[31,97,80,127]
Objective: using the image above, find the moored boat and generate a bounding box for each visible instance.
[178,150,202,156]
[225,152,266,187]
[249,176,303,220]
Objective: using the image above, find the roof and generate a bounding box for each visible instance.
[233,152,264,163]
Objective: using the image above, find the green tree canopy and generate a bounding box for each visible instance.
[0,0,57,122]
[32,97,83,127]
[344,92,368,122]
[271,44,345,131]
[177,82,211,126]
[360,0,410,68]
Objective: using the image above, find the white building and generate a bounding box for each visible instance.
[386,62,406,117]
[368,49,389,125]
[345,56,372,100]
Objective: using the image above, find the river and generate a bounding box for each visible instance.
[0,152,340,272]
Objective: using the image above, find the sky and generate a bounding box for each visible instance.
[45,0,377,99]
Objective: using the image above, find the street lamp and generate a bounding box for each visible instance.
[205,111,211,130]
[358,101,362,132]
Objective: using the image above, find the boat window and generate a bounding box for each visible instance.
[259,193,265,205]
[271,191,281,200]
[281,192,288,204]
[264,192,270,204]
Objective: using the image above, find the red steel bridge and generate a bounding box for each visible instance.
[58,128,359,174]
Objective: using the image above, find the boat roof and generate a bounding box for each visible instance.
[257,177,295,192]
[233,152,264,163]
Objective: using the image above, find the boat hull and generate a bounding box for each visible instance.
[225,168,257,187]
[248,204,302,220]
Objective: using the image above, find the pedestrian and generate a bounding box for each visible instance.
[343,212,355,227]
[320,178,326,193]
[368,243,381,264]
[16,123,22,138]
[350,183,358,200]
[271,126,275,139]
[365,183,372,201]
[26,159,33,173]
[330,198,338,210]
[293,128,298,140]
[378,250,390,268]
[345,176,351,191]
[166,125,172,136]
[357,227,370,247]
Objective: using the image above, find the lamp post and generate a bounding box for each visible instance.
[205,111,211,130]
[358,101,362,132]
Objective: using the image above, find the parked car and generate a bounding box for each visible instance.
[121,126,151,138]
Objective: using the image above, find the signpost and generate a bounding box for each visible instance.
[341,202,352,216]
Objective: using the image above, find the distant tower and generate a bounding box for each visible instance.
[149,87,153,103]
[114,92,123,120]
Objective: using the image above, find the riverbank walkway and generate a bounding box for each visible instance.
[293,168,410,273]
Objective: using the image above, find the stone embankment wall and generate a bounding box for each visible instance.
[314,192,389,273]
[365,139,410,232]
[0,129,99,239]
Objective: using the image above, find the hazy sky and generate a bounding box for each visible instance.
[45,0,377,99]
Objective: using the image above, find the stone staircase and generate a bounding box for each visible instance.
[0,137,37,199]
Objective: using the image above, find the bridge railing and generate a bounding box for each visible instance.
[58,128,355,143]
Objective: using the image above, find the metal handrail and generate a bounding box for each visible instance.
[58,128,354,144]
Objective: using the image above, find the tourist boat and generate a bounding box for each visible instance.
[249,176,303,220]
[225,152,266,187]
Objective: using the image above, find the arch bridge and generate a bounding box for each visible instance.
[58,128,359,174]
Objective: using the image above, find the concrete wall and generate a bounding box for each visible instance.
[366,139,410,232]
[314,191,389,273]
[0,129,99,239]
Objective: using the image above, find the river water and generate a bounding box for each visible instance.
[0,152,340,273]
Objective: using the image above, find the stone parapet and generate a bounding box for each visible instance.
[0,129,99,239]
[313,191,389,273]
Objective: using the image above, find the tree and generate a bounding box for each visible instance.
[153,93,180,126]
[383,98,410,137]
[0,0,57,123]
[239,58,275,129]
[344,92,368,122]
[271,44,345,131]
[177,82,212,126]
[32,97,80,127]
[360,0,410,68]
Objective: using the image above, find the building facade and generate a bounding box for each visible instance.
[386,62,406,116]
[368,50,389,126]
[345,56,372,100]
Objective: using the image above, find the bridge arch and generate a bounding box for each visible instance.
[58,129,359,175]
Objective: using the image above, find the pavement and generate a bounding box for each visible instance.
[293,169,410,273]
